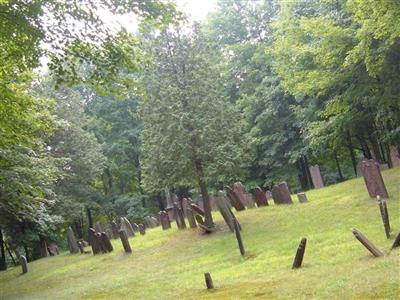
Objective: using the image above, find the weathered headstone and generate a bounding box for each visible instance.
[244,193,256,208]
[297,193,308,203]
[132,223,139,233]
[95,232,108,253]
[361,160,389,198]
[89,228,101,255]
[216,191,234,232]
[391,232,400,250]
[225,186,245,211]
[204,273,214,289]
[309,165,324,188]
[173,202,186,229]
[186,208,197,229]
[67,227,79,254]
[77,241,84,254]
[190,202,205,216]
[377,197,390,239]
[19,255,28,274]
[119,230,132,253]
[389,146,400,167]
[120,217,135,237]
[100,232,113,252]
[292,238,307,269]
[351,228,384,257]
[138,224,146,235]
[253,186,268,207]
[271,182,293,204]
[233,218,245,256]
[158,211,171,230]
[151,217,159,226]
[111,221,119,239]
[233,182,247,206]
[265,190,273,200]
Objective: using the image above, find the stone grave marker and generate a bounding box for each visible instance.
[361,160,389,198]
[233,182,247,207]
[272,182,293,204]
[173,202,186,229]
[186,207,197,228]
[297,193,308,203]
[67,227,79,254]
[233,219,245,256]
[244,193,256,208]
[111,221,119,239]
[19,255,28,274]
[132,223,139,233]
[120,217,135,237]
[119,230,132,253]
[101,232,113,252]
[204,273,214,289]
[253,186,268,207]
[309,165,324,188]
[377,197,390,239]
[159,211,171,230]
[216,191,234,232]
[89,228,101,255]
[225,186,245,211]
[391,232,400,250]
[190,202,205,216]
[292,238,307,269]
[352,228,384,257]
[138,224,146,235]
[389,146,400,167]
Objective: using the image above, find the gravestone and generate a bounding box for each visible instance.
[391,232,400,250]
[19,255,28,274]
[89,228,101,255]
[158,211,171,230]
[272,182,293,204]
[181,198,192,217]
[173,202,186,229]
[186,208,197,228]
[361,160,389,198]
[215,191,234,232]
[233,219,245,256]
[190,202,205,216]
[297,193,308,203]
[151,217,159,226]
[132,223,139,233]
[120,217,135,237]
[204,273,214,289]
[265,190,273,200]
[101,232,113,252]
[292,238,307,269]
[233,182,247,206]
[111,221,119,239]
[225,186,245,211]
[244,193,256,208]
[95,232,108,253]
[352,228,384,257]
[389,146,400,167]
[253,186,268,207]
[138,224,146,235]
[309,165,324,188]
[377,197,390,239]
[119,230,132,253]
[77,241,84,254]
[67,227,79,254]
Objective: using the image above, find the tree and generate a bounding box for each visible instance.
[140,26,248,228]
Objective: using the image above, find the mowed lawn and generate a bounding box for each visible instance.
[1,169,399,300]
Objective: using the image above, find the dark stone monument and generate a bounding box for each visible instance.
[173,202,186,230]
[391,232,400,250]
[351,228,384,257]
[19,255,28,274]
[377,197,390,239]
[233,182,247,207]
[361,159,389,198]
[101,232,113,252]
[204,273,214,289]
[292,238,307,269]
[216,191,234,232]
[89,228,101,255]
[138,224,146,235]
[67,227,79,254]
[119,230,132,253]
[297,193,308,203]
[233,218,245,256]
[225,186,245,211]
[111,221,119,239]
[158,211,171,230]
[253,186,268,207]
[272,182,293,204]
[309,165,324,189]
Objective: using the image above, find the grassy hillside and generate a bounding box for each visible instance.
[1,168,399,300]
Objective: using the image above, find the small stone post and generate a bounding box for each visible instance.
[352,228,384,257]
[138,224,146,235]
[377,197,390,239]
[292,238,307,269]
[233,219,245,256]
[297,193,308,203]
[119,230,132,253]
[19,255,28,274]
[204,272,214,289]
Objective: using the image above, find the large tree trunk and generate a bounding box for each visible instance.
[194,159,214,228]
[0,227,6,271]
[303,155,314,189]
[357,135,372,159]
[333,151,344,181]
[296,158,308,190]
[86,206,93,229]
[346,130,358,176]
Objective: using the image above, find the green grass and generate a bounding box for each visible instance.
[1,168,399,299]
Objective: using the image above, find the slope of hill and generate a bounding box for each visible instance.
[1,168,399,299]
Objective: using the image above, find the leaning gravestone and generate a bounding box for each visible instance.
[158,211,171,230]
[173,202,186,229]
[67,227,79,254]
[253,186,268,207]
[120,217,135,237]
[309,165,324,189]
[101,232,113,252]
[377,197,390,239]
[352,228,384,257]
[138,224,146,235]
[111,221,119,239]
[119,230,132,253]
[132,223,139,233]
[186,207,197,229]
[225,186,246,211]
[292,238,307,269]
[190,202,205,216]
[216,191,235,232]
[391,232,400,250]
[89,228,101,255]
[272,182,293,204]
[297,193,308,203]
[361,159,389,198]
[389,146,400,167]
[19,255,28,274]
[233,182,248,207]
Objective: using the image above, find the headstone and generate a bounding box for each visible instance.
[297,193,308,203]
[215,191,234,232]
[173,202,186,229]
[389,146,400,167]
[292,238,307,269]
[95,232,108,253]
[132,223,139,232]
[351,228,384,257]
[89,228,101,255]
[47,243,59,256]
[204,273,214,289]
[233,219,245,256]
[67,227,79,254]
[19,255,28,274]
[271,182,293,204]
[253,186,268,207]
[361,159,389,198]
[151,217,159,226]
[377,197,390,239]
[265,190,273,200]
[233,182,247,206]
[225,186,245,211]
[391,232,400,250]
[77,241,84,254]
[244,193,256,208]
[158,211,171,230]
[190,203,205,216]
[138,224,146,235]
[111,221,119,239]
[119,230,132,253]
[186,208,197,229]
[100,232,113,252]
[120,217,135,237]
[309,165,324,188]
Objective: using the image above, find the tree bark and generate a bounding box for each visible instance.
[333,151,344,181]
[86,206,93,229]
[194,159,214,228]
[303,155,314,189]
[357,135,372,159]
[0,227,6,271]
[346,130,358,176]
[296,159,308,190]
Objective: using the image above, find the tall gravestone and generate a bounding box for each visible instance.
[19,255,28,274]
[89,228,101,255]
[120,217,135,237]
[253,186,268,207]
[233,182,247,207]
[67,227,79,254]
[265,190,273,201]
[309,165,324,189]
[361,160,389,198]
[225,186,245,211]
[216,191,235,232]
[158,211,171,230]
[181,198,197,228]
[272,182,293,204]
[389,146,400,167]
[119,230,132,253]
[138,224,146,235]
[173,202,186,229]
